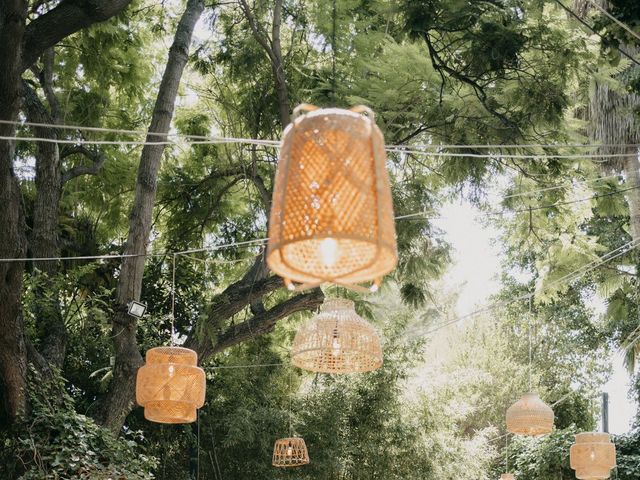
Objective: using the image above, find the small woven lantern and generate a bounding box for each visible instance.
[506,392,554,436]
[292,298,382,373]
[136,346,206,424]
[501,475,515,480]
[267,104,397,291]
[570,432,616,480]
[272,437,310,467]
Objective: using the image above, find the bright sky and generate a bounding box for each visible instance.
[434,200,636,435]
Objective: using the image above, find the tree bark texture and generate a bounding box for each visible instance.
[23,83,67,368]
[622,150,640,245]
[0,0,30,426]
[94,0,205,433]
[0,0,134,426]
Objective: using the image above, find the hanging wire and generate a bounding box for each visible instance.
[404,237,640,340]
[505,433,510,472]
[528,294,533,392]
[3,117,640,150]
[288,365,293,437]
[331,0,338,103]
[551,0,640,67]
[587,0,640,43]
[197,409,201,480]
[2,180,638,265]
[171,253,177,346]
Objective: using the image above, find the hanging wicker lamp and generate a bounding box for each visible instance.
[506,392,554,436]
[570,432,616,480]
[291,298,382,373]
[136,346,206,424]
[267,104,397,292]
[500,475,515,480]
[272,437,310,467]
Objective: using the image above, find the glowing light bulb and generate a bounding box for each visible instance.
[286,444,293,456]
[318,238,338,266]
[332,336,341,357]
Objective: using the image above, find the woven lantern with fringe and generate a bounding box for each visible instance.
[292,298,382,373]
[570,432,616,480]
[501,475,515,480]
[267,104,397,292]
[136,346,206,424]
[272,437,310,467]
[506,392,554,436]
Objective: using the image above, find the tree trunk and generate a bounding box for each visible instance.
[0,0,135,427]
[94,0,205,433]
[22,83,67,368]
[622,149,640,245]
[0,0,30,427]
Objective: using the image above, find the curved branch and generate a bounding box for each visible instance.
[21,0,134,71]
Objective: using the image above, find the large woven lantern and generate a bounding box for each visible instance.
[506,392,554,436]
[272,437,310,467]
[570,432,616,480]
[292,298,382,373]
[501,475,515,480]
[136,346,206,424]
[267,104,397,291]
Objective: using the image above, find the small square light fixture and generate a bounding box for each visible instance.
[127,301,147,319]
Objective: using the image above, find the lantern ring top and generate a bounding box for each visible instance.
[291,103,375,122]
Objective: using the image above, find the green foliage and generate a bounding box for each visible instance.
[0,368,156,479]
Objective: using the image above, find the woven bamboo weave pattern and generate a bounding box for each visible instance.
[267,105,397,287]
[136,346,206,424]
[292,298,382,373]
[506,392,554,436]
[272,437,310,467]
[501,474,515,480]
[570,432,616,480]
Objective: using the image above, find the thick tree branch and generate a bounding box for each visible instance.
[61,146,106,183]
[21,0,134,71]
[200,288,325,361]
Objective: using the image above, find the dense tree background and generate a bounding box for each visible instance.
[0,0,640,478]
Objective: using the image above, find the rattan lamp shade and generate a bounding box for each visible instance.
[136,346,206,424]
[267,104,397,290]
[501,474,515,480]
[570,432,616,480]
[291,298,382,373]
[506,392,554,436]
[272,437,310,467]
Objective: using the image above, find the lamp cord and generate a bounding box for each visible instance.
[171,253,177,346]
[288,366,293,437]
[331,0,337,102]
[528,294,533,392]
[505,434,509,472]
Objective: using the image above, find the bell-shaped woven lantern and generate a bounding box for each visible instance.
[506,392,554,436]
[570,432,616,480]
[292,298,382,373]
[272,437,310,467]
[501,474,515,480]
[267,104,397,291]
[136,346,206,424]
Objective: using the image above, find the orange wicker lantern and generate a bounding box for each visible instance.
[136,346,206,424]
[501,475,515,480]
[292,298,382,373]
[272,437,310,467]
[506,392,554,436]
[570,432,616,480]
[267,104,397,292]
